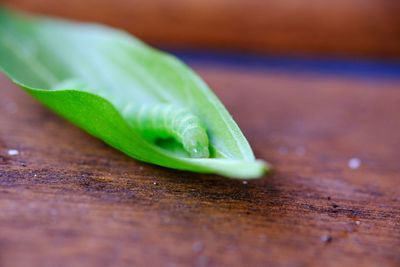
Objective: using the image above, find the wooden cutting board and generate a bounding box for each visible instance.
[0,57,399,267]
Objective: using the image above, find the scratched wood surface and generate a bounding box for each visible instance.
[0,63,400,267]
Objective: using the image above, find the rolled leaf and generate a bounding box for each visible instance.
[0,9,269,178]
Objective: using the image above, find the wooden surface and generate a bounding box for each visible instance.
[1,61,400,267]
[3,0,400,58]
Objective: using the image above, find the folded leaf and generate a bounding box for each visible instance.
[0,9,270,178]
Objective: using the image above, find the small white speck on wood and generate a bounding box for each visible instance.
[192,241,204,253]
[242,181,248,185]
[278,146,289,155]
[7,149,19,156]
[5,102,17,114]
[348,158,361,170]
[295,146,306,156]
[320,234,333,243]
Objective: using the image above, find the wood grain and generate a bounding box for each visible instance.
[3,0,400,58]
[0,63,400,267]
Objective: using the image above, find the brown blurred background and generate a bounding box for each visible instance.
[3,0,400,59]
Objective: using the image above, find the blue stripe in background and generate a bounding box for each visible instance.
[167,49,400,79]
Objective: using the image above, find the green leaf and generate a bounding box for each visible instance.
[0,8,270,179]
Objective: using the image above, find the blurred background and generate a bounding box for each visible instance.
[3,0,400,60]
